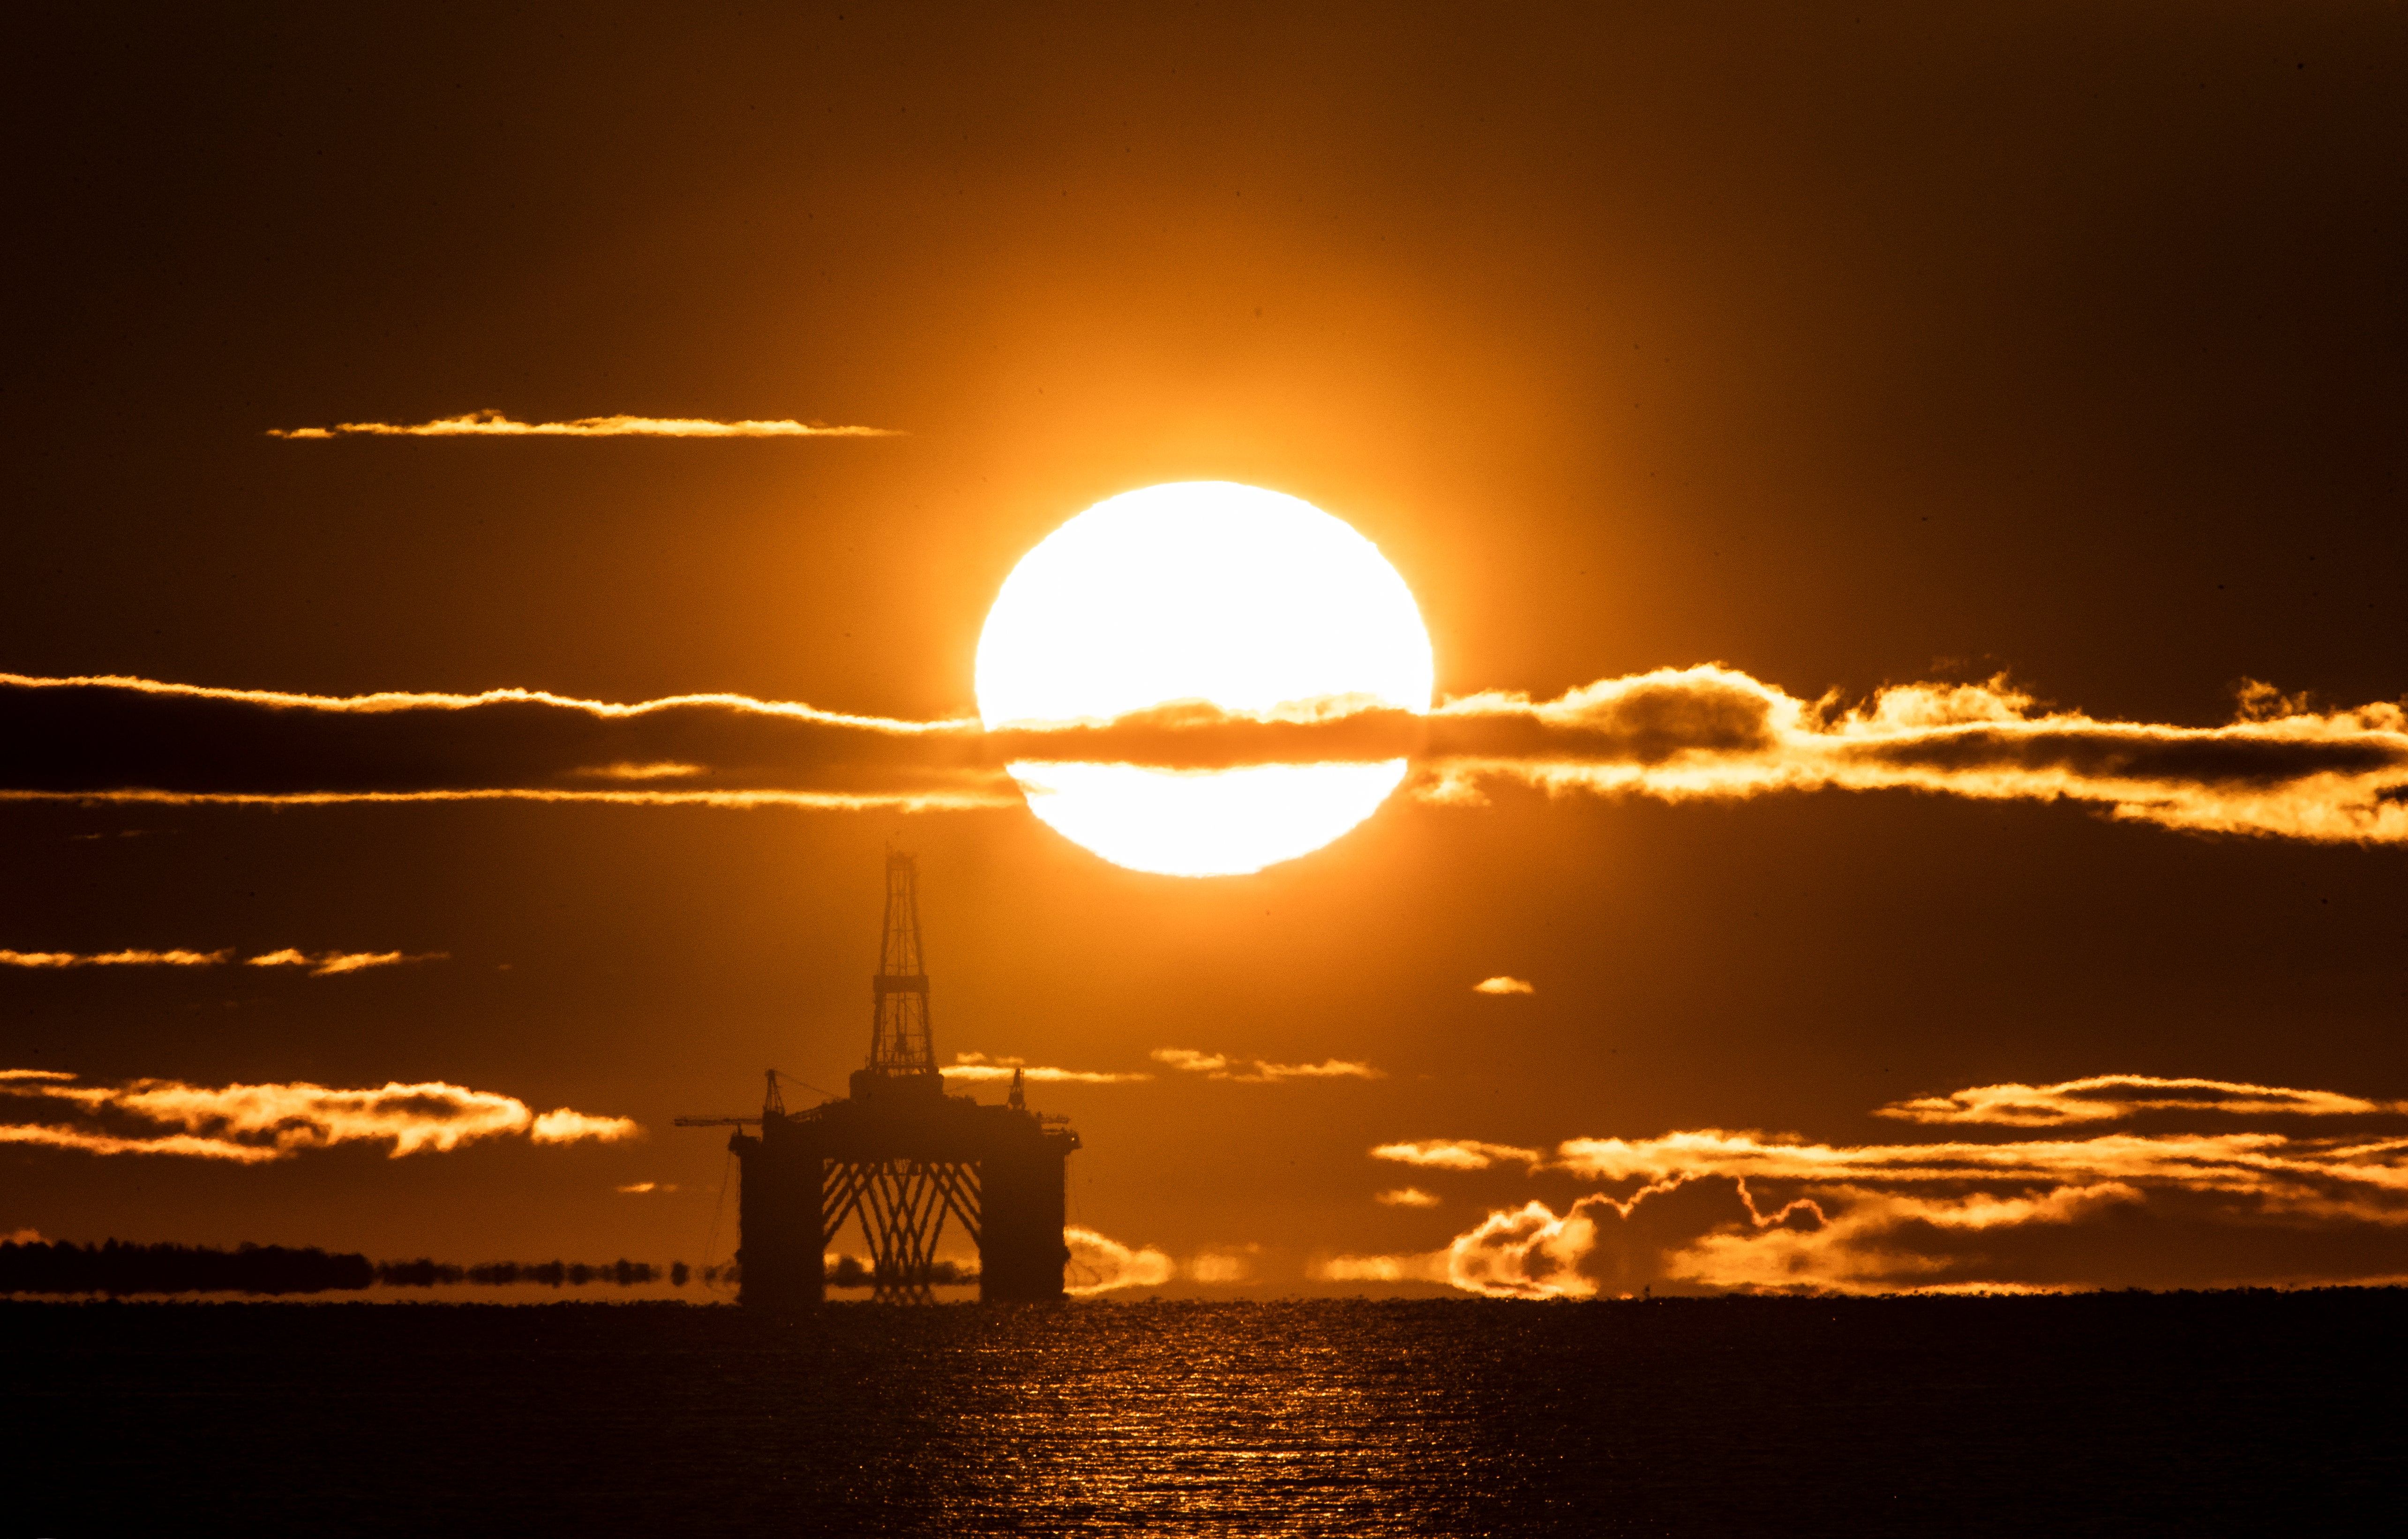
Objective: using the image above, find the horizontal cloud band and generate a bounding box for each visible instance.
[2,947,442,977]
[267,410,897,439]
[2,1069,639,1161]
[4,666,2401,842]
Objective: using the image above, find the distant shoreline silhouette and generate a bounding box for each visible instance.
[0,1238,1013,1296]
[0,1239,690,1296]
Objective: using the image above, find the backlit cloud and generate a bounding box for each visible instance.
[1312,1250,1452,1284]
[1064,1225,1175,1294]
[1366,1075,2408,1294]
[941,1052,1153,1085]
[1186,1243,1262,1284]
[266,409,897,439]
[1376,1187,1440,1207]
[1472,976,1535,995]
[4,947,441,976]
[250,949,447,976]
[1151,1047,1383,1083]
[1413,667,2408,845]
[1370,1139,1545,1171]
[0,670,1011,809]
[2,949,230,968]
[1874,1074,2405,1127]
[2,1070,639,1161]
[6,665,2400,843]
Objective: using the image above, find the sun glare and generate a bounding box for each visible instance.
[976,482,1434,875]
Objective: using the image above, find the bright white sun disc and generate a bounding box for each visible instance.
[976,482,1433,875]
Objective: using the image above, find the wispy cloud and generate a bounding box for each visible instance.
[575,761,708,781]
[1313,1250,1452,1284]
[7,665,2400,842]
[1186,1244,1262,1284]
[1875,1074,2404,1127]
[1364,1075,2408,1295]
[940,1052,1153,1085]
[247,949,447,977]
[0,1125,287,1162]
[1,949,230,968]
[3,947,440,976]
[1376,1187,1441,1207]
[1064,1225,1174,1294]
[266,409,898,440]
[1150,1047,1383,1083]
[2,1070,639,1161]
[1369,1139,1545,1171]
[1472,976,1535,995]
[529,1108,640,1143]
[615,1181,678,1194]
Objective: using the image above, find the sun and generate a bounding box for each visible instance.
[975,481,1434,876]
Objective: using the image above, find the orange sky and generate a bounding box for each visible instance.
[4,2,2404,1296]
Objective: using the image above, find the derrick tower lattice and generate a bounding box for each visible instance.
[869,851,936,1078]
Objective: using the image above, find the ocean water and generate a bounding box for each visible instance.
[7,1292,2400,1536]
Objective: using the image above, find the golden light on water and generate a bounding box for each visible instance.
[976,482,1434,875]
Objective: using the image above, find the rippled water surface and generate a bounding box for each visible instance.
[8,1293,2402,1536]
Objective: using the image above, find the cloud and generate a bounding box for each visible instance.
[1545,1124,2408,1196]
[1063,1225,1175,1294]
[940,1052,1153,1085]
[4,947,442,976]
[531,1108,642,1143]
[1150,1047,1383,1083]
[0,1125,285,1162]
[1370,1138,1545,1171]
[1414,667,2408,845]
[615,1181,677,1194]
[247,949,447,976]
[1376,1187,1440,1207]
[299,951,443,977]
[8,665,2400,843]
[1875,1074,2405,1127]
[1311,1250,1452,1284]
[1,949,230,968]
[1186,1243,1262,1284]
[1379,1074,2408,1294]
[577,761,707,781]
[0,671,1012,809]
[1472,976,1535,995]
[266,409,898,439]
[1,1069,639,1161]
[1446,1199,1609,1299]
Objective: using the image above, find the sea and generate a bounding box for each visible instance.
[6,1292,2400,1536]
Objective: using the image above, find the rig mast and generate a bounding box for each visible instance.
[867,853,937,1079]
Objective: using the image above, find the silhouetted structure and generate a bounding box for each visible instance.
[678,852,1080,1306]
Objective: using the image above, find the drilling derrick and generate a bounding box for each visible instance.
[865,854,936,1081]
[685,851,1079,1307]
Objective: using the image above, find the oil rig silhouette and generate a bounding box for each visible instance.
[678,852,1080,1306]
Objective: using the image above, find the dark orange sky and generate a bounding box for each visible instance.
[5,2,2403,1296]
